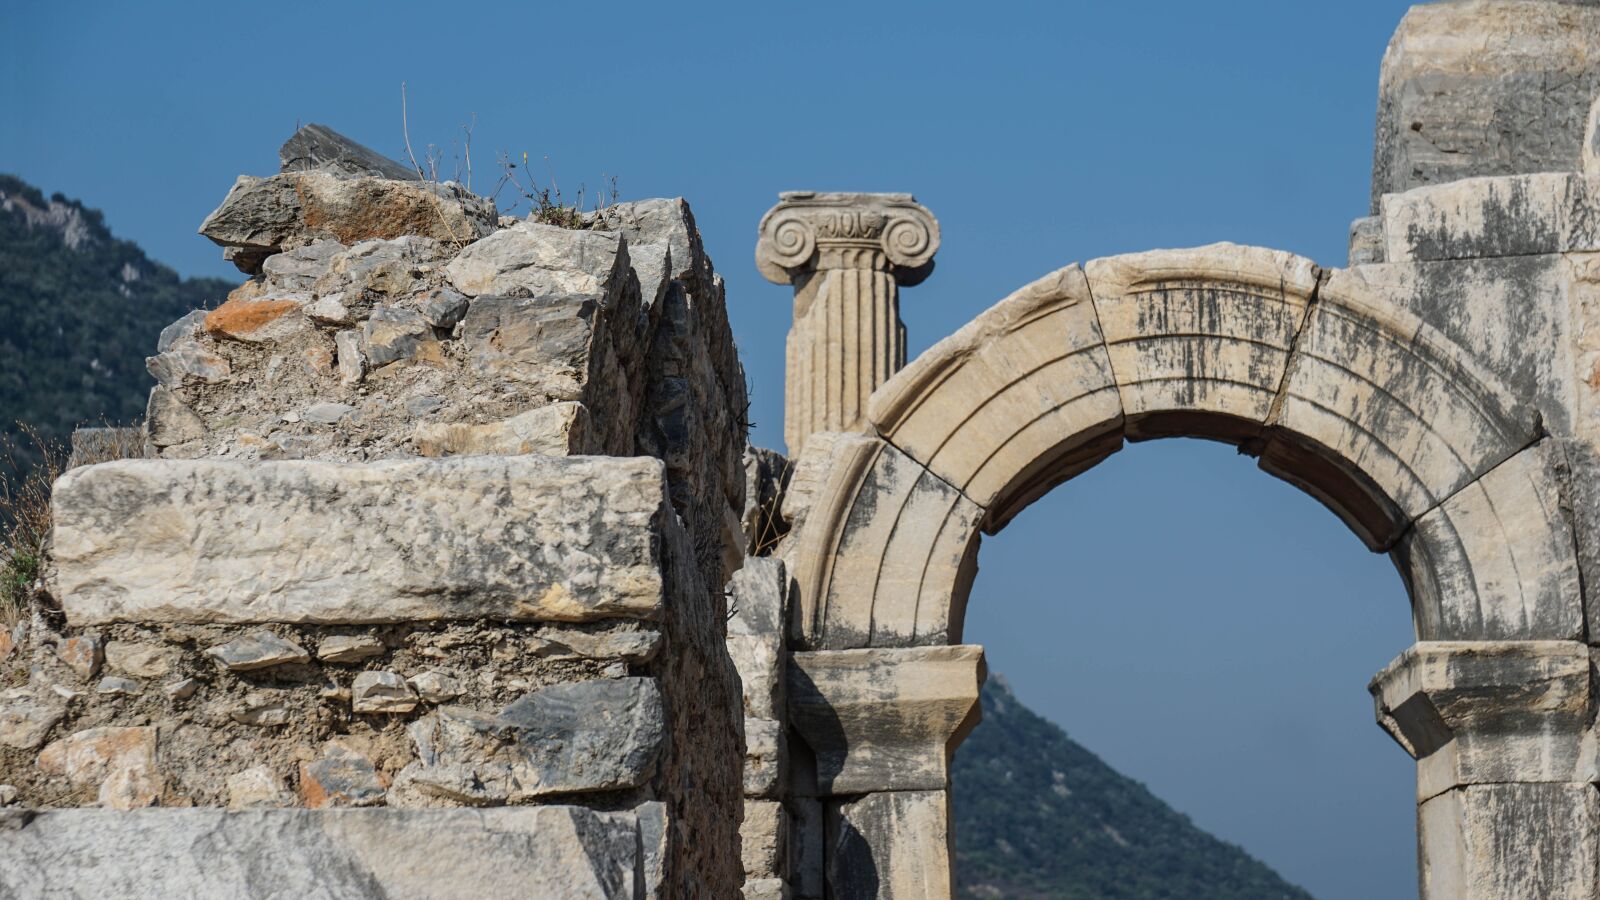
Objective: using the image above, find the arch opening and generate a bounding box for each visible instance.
[956,436,1419,899]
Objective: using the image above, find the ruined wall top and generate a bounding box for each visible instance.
[1370,0,1600,208]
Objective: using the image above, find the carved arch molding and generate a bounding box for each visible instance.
[783,243,1583,652]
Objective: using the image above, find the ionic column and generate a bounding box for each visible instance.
[1371,641,1599,900]
[757,192,940,456]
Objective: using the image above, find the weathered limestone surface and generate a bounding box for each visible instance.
[867,263,1122,526]
[51,455,669,625]
[1381,173,1600,263]
[757,192,939,456]
[1566,251,1600,633]
[1370,0,1600,206]
[401,678,665,802]
[1393,441,1583,641]
[1370,641,1595,801]
[1084,244,1319,443]
[781,434,983,650]
[0,805,663,899]
[1417,784,1598,900]
[743,799,790,881]
[200,171,496,274]
[1267,264,1541,549]
[597,198,751,594]
[177,139,748,603]
[278,123,421,181]
[788,645,983,796]
[1343,255,1574,435]
[827,791,954,900]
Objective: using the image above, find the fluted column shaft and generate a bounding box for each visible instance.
[785,246,905,453]
[757,192,939,456]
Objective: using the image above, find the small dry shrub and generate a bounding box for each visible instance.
[0,425,66,626]
[0,423,138,625]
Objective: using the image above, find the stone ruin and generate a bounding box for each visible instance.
[1,2,1599,898]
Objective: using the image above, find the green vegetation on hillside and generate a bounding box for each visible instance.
[953,677,1314,900]
[0,174,233,469]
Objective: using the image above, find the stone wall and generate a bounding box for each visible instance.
[0,126,748,898]
[1369,0,1600,208]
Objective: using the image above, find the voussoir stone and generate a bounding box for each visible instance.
[50,455,670,625]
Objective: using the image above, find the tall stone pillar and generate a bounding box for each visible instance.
[1371,641,1600,899]
[786,645,984,899]
[756,192,940,456]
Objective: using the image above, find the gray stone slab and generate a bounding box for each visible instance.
[0,806,649,899]
[1418,784,1598,900]
[1371,2,1600,206]
[278,123,421,181]
[402,678,665,801]
[51,455,669,625]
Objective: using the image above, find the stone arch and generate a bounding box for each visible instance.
[782,243,1583,651]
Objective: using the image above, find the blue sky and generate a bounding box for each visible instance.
[3,1,1423,895]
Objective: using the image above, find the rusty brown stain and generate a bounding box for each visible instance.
[204,297,300,339]
[297,175,446,244]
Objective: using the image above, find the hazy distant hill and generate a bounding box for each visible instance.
[0,174,232,467]
[953,677,1314,900]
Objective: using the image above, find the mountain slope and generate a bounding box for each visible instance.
[0,174,233,465]
[953,677,1314,900]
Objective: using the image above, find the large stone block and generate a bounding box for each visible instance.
[199,171,495,274]
[1084,244,1319,443]
[1394,441,1584,641]
[1417,784,1599,900]
[413,402,593,457]
[1346,255,1576,437]
[1381,173,1600,262]
[781,435,984,649]
[446,221,627,300]
[788,645,983,796]
[50,455,669,625]
[1371,1,1600,205]
[743,716,788,799]
[1370,641,1595,802]
[742,799,789,880]
[1267,266,1541,548]
[868,263,1122,525]
[401,678,665,802]
[278,123,420,182]
[0,805,658,899]
[728,557,788,720]
[827,790,953,900]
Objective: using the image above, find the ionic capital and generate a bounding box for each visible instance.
[756,192,940,285]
